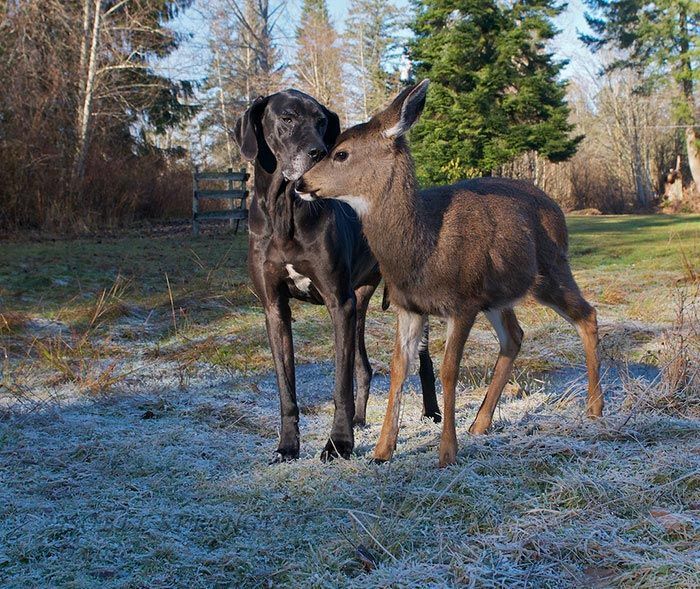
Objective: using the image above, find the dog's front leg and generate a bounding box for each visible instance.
[263,296,299,462]
[321,292,357,461]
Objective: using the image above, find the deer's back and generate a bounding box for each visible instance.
[389,177,569,315]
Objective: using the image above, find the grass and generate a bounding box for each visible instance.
[1,216,699,588]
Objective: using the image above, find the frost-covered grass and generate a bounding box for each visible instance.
[1,217,700,587]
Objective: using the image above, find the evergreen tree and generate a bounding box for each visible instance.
[582,0,700,188]
[345,0,402,122]
[294,0,345,119]
[408,0,580,185]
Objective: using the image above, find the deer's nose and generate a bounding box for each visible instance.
[307,146,326,162]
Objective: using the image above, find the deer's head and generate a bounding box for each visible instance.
[296,80,429,217]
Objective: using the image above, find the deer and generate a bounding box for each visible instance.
[296,79,604,467]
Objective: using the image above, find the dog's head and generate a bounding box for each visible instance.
[233,89,340,182]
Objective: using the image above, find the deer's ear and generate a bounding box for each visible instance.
[382,79,429,139]
[321,106,341,147]
[233,95,269,161]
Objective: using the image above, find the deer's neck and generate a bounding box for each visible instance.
[362,152,431,287]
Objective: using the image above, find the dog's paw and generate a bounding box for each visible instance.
[269,447,299,464]
[423,411,442,424]
[353,415,368,428]
[319,439,353,462]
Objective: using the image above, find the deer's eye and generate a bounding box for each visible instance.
[333,150,348,162]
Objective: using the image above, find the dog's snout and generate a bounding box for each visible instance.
[307,146,326,162]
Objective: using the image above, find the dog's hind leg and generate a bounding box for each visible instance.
[353,283,377,427]
[418,318,440,422]
[320,289,357,461]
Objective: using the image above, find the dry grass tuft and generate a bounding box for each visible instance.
[622,286,700,418]
[0,312,30,334]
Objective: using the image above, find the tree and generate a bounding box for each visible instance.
[204,0,284,167]
[294,0,345,120]
[407,0,581,185]
[0,0,196,228]
[344,0,402,122]
[582,0,700,189]
[71,0,196,194]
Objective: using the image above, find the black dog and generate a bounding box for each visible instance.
[234,89,440,462]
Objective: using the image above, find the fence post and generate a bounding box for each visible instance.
[227,166,235,230]
[235,166,247,235]
[192,165,200,236]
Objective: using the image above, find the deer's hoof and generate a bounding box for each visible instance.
[370,456,390,465]
[468,421,489,435]
[438,452,457,468]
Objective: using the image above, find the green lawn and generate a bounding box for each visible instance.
[567,215,700,273]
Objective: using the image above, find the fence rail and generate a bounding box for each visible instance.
[192,166,250,235]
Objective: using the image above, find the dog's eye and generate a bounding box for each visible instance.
[316,118,326,129]
[333,151,348,162]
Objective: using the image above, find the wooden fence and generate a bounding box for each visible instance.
[192,166,250,235]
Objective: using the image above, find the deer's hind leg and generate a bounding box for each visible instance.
[534,269,604,417]
[373,310,426,462]
[469,308,523,435]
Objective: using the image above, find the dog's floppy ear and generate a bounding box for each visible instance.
[233,95,269,161]
[321,106,341,147]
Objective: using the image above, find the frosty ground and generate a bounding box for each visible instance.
[1,216,699,587]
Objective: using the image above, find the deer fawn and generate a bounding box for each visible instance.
[297,80,603,467]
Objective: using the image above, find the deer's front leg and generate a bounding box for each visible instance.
[321,293,357,461]
[374,310,426,462]
[439,311,476,467]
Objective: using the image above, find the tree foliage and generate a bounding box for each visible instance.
[0,0,197,228]
[582,0,700,188]
[203,0,284,167]
[294,0,346,119]
[344,0,403,122]
[407,0,581,185]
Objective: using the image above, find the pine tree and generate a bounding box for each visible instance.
[345,0,402,122]
[294,0,345,119]
[582,0,700,188]
[408,0,580,185]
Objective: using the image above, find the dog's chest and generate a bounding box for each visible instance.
[285,264,313,294]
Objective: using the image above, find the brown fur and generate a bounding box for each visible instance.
[299,80,603,467]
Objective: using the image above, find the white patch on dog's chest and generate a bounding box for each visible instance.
[285,264,312,294]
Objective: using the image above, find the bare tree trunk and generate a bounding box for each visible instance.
[359,24,368,120]
[214,51,234,168]
[679,4,700,188]
[685,127,700,188]
[72,0,102,193]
